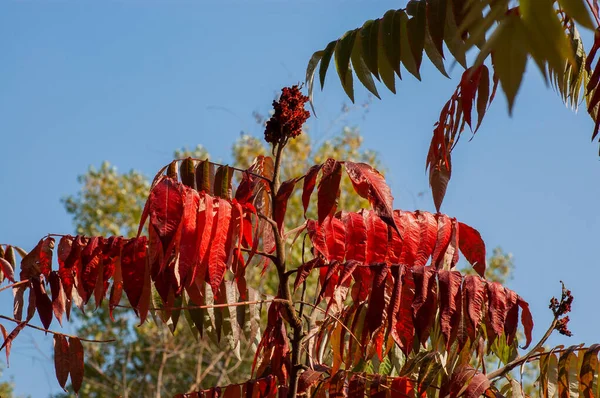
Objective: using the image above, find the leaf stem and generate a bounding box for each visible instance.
[0,280,29,294]
[585,0,600,26]
[0,315,115,344]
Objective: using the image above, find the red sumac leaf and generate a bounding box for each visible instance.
[297,369,324,394]
[53,334,70,390]
[397,211,420,266]
[412,266,437,344]
[463,275,485,341]
[366,263,390,337]
[0,258,14,283]
[342,212,367,263]
[486,281,507,343]
[504,289,519,345]
[323,216,346,262]
[348,373,366,398]
[390,377,415,398]
[121,237,148,309]
[302,164,322,217]
[208,198,232,297]
[438,270,462,347]
[149,177,184,257]
[293,258,323,292]
[0,324,8,366]
[415,211,437,267]
[20,237,55,280]
[69,337,84,394]
[458,222,486,277]
[460,65,484,129]
[395,268,416,355]
[517,296,534,349]
[32,277,52,330]
[307,219,329,260]
[344,161,400,235]
[317,159,342,223]
[0,321,27,360]
[274,177,299,233]
[432,213,452,268]
[476,65,490,131]
[108,250,123,322]
[178,188,200,292]
[194,193,215,288]
[364,210,389,264]
[49,271,65,326]
[80,236,104,304]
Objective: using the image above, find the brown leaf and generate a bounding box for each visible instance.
[0,258,14,283]
[0,324,8,365]
[53,335,70,390]
[68,337,84,394]
[0,321,27,360]
[20,237,55,280]
[302,164,322,217]
[32,277,53,330]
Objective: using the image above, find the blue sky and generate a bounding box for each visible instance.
[0,1,599,396]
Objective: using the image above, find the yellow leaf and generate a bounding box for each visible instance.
[559,0,595,30]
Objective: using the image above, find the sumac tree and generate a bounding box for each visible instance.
[1,1,600,396]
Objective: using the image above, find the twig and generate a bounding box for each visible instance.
[0,315,115,344]
[487,318,558,381]
[240,247,277,262]
[0,280,29,294]
[296,301,362,349]
[586,0,600,26]
[115,298,286,312]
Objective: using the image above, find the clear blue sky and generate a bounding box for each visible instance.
[0,1,598,396]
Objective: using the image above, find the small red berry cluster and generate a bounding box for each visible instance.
[549,281,574,337]
[264,85,310,145]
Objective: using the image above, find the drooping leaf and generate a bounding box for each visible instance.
[407,0,427,75]
[214,165,234,200]
[0,324,8,365]
[344,161,399,235]
[463,275,486,341]
[517,297,534,349]
[0,258,14,283]
[53,335,70,390]
[49,271,65,326]
[438,269,462,348]
[177,188,200,291]
[351,33,381,99]
[335,30,357,102]
[20,237,55,281]
[427,0,447,56]
[317,159,342,223]
[360,19,380,80]
[121,237,148,309]
[302,164,322,218]
[412,266,438,343]
[320,41,337,90]
[364,210,389,264]
[208,198,233,297]
[195,159,214,194]
[580,344,600,398]
[68,337,84,394]
[32,277,52,330]
[415,211,438,266]
[274,177,299,233]
[487,281,507,344]
[342,212,367,263]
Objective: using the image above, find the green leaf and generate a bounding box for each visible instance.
[335,30,358,102]
[351,34,381,99]
[319,41,337,90]
[379,355,393,376]
[399,10,421,80]
[558,0,595,30]
[360,20,380,80]
[378,19,397,93]
[424,26,449,78]
[427,0,447,56]
[306,50,324,113]
[444,0,467,68]
[521,0,575,78]
[407,0,427,74]
[382,10,402,77]
[484,13,528,114]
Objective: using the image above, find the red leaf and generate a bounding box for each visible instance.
[0,258,14,283]
[177,188,200,292]
[432,214,452,268]
[137,255,152,325]
[518,297,534,349]
[415,211,437,266]
[194,193,215,288]
[274,177,299,233]
[486,281,507,344]
[32,277,52,330]
[307,219,329,260]
[463,275,485,341]
[387,213,404,264]
[293,258,323,292]
[100,237,122,301]
[365,263,390,337]
[317,261,341,304]
[323,216,346,262]
[80,237,104,304]
[458,222,486,277]
[428,143,451,213]
[460,65,484,129]
[476,65,490,131]
[504,288,519,345]
[0,324,8,365]
[149,176,184,259]
[298,369,324,395]
[121,237,148,309]
[364,210,389,264]
[344,161,400,235]
[57,236,76,304]
[20,237,55,280]
[397,211,420,266]
[0,321,27,360]
[317,159,342,223]
[49,271,65,326]
[341,212,367,263]
[69,337,84,394]
[390,377,415,398]
[108,249,123,322]
[438,270,462,348]
[234,171,254,204]
[412,266,437,344]
[388,264,405,343]
[394,267,415,355]
[208,198,232,297]
[53,335,70,390]
[302,164,322,217]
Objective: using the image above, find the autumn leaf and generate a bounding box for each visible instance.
[53,335,70,390]
[317,159,342,223]
[69,337,84,394]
